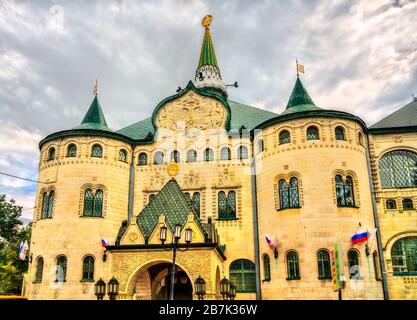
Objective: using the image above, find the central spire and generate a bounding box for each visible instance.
[195,15,227,98]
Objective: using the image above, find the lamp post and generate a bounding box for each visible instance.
[220,277,230,300]
[160,224,193,300]
[194,275,206,300]
[107,276,119,300]
[94,278,106,300]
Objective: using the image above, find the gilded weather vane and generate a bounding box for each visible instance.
[93,79,98,96]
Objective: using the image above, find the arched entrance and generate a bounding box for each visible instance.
[129,261,193,300]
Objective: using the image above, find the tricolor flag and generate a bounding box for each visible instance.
[101,238,109,248]
[265,235,274,250]
[19,240,29,260]
[351,229,368,245]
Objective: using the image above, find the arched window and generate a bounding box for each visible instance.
[82,256,95,281]
[307,126,319,140]
[286,251,300,280]
[35,257,44,283]
[218,191,236,219]
[93,189,103,216]
[220,147,231,161]
[56,256,67,282]
[263,254,271,281]
[119,149,127,162]
[379,150,417,189]
[279,130,291,145]
[170,150,180,163]
[149,194,155,202]
[154,151,164,164]
[391,237,417,275]
[187,149,197,163]
[48,147,56,160]
[138,152,148,165]
[41,192,49,219]
[373,251,382,280]
[191,193,200,217]
[335,175,355,207]
[183,192,191,202]
[204,148,214,162]
[335,126,346,141]
[91,144,103,158]
[358,132,364,146]
[348,250,361,279]
[317,250,331,279]
[257,139,264,154]
[238,146,249,160]
[83,189,103,217]
[47,190,54,218]
[279,178,299,210]
[386,199,397,210]
[229,259,256,292]
[67,144,77,157]
[403,198,414,210]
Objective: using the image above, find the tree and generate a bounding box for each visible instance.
[0,194,31,294]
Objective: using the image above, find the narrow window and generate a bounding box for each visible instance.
[335,126,345,141]
[348,250,361,279]
[119,149,127,162]
[238,146,249,160]
[48,147,56,160]
[204,148,214,162]
[67,144,77,157]
[138,152,148,165]
[317,250,331,279]
[187,149,197,163]
[345,176,355,206]
[218,191,227,219]
[263,254,271,281]
[41,192,49,219]
[307,126,319,140]
[170,150,180,163]
[403,198,414,210]
[373,251,382,280]
[226,191,237,218]
[289,177,299,208]
[91,144,103,158]
[286,251,300,280]
[47,190,54,218]
[83,189,94,216]
[192,193,200,217]
[56,256,67,282]
[154,151,164,164]
[93,189,103,217]
[279,179,289,209]
[82,256,95,281]
[386,199,397,210]
[279,130,291,144]
[35,257,44,283]
[149,194,155,202]
[220,147,231,160]
[257,139,264,154]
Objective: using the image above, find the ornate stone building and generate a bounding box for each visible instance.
[25,16,417,300]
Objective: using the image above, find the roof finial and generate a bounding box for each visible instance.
[296,59,304,76]
[93,79,98,96]
[202,15,213,28]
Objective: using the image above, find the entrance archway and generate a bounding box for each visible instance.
[128,261,193,300]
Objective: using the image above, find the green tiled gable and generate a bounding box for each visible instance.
[136,179,207,241]
[370,100,417,130]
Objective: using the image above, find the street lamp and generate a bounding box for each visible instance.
[220,277,230,300]
[160,223,193,300]
[94,278,106,300]
[107,276,119,300]
[229,282,236,300]
[194,275,206,300]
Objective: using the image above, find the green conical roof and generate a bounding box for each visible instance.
[73,96,111,131]
[198,26,219,69]
[282,76,321,115]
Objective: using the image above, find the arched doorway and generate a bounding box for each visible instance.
[129,262,193,300]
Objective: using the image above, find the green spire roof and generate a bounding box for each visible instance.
[282,76,321,115]
[73,96,111,131]
[198,24,219,69]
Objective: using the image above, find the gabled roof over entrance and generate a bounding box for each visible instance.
[137,178,208,241]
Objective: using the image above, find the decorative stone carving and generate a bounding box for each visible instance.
[144,172,166,191]
[182,171,205,189]
[213,168,241,188]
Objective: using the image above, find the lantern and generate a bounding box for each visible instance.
[107,276,119,300]
[94,278,106,300]
[160,226,167,243]
[194,275,206,300]
[174,224,182,240]
[229,282,236,300]
[220,277,230,300]
[185,228,193,244]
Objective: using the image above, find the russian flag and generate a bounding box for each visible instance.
[351,229,368,245]
[101,238,109,248]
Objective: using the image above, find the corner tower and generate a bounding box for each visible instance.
[194,15,227,98]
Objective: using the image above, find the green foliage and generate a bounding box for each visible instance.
[0,194,31,294]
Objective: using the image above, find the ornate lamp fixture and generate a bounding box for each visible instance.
[194,275,206,300]
[107,276,119,301]
[220,277,230,300]
[94,278,106,300]
[229,282,236,300]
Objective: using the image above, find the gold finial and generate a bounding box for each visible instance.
[167,161,180,178]
[202,15,213,28]
[93,79,98,96]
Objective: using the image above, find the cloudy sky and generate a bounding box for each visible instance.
[0,0,416,220]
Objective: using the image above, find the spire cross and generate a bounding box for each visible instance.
[93,79,98,96]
